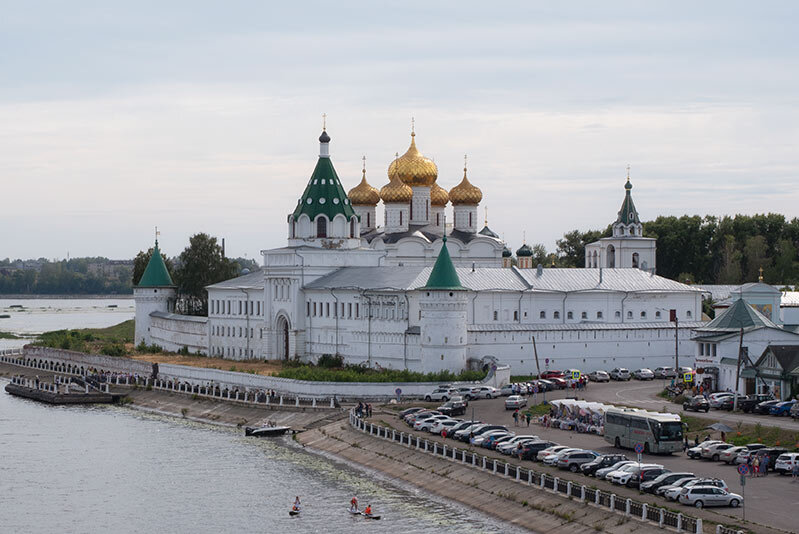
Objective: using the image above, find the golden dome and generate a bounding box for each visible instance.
[380,168,413,204]
[449,167,483,205]
[430,182,449,206]
[348,167,380,206]
[387,132,438,187]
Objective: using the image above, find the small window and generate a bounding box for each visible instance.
[615,310,621,318]
[355,303,359,318]
[553,311,560,319]
[514,311,519,321]
[597,311,603,319]
[641,311,647,318]
[655,311,661,318]
[539,311,546,319]
[306,302,310,316]
[316,217,327,238]
[687,310,693,318]
[627,311,633,319]
[493,311,498,321]
[567,311,573,320]
[581,311,587,319]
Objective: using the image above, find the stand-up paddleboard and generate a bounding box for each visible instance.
[289,509,301,516]
[347,508,361,515]
[361,513,381,520]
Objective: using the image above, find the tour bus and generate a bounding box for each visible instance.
[603,408,683,454]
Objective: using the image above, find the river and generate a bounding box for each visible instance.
[0,299,526,533]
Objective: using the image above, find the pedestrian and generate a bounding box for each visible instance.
[762,455,769,476]
[721,431,726,442]
[512,410,519,427]
[525,412,531,427]
[694,435,699,447]
[792,461,799,482]
[683,436,688,452]
[753,456,760,477]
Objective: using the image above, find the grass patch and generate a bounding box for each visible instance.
[276,364,487,383]
[682,414,799,449]
[523,403,551,417]
[510,374,539,382]
[34,320,135,354]
[0,332,24,340]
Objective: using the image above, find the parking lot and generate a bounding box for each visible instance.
[385,388,799,533]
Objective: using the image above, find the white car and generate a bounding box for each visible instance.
[595,460,636,480]
[504,395,527,410]
[609,463,662,485]
[499,384,515,396]
[656,476,698,496]
[700,442,735,461]
[677,486,742,508]
[633,368,655,380]
[429,419,461,434]
[537,445,569,462]
[473,386,499,399]
[775,452,799,475]
[654,366,676,379]
[687,440,724,459]
[543,447,580,466]
[664,478,728,501]
[424,387,458,402]
[497,435,539,454]
[414,415,451,431]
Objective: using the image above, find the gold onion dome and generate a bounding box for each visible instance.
[387,132,438,187]
[348,167,380,206]
[449,167,483,205]
[430,182,449,206]
[380,166,413,204]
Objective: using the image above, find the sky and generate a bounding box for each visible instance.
[2,1,799,261]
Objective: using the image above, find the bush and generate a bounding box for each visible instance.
[136,341,163,354]
[100,342,126,357]
[317,354,345,368]
[275,364,487,383]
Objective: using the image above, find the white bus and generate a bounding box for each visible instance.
[603,408,683,454]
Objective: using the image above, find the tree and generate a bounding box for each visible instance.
[555,228,607,267]
[769,239,798,284]
[717,235,742,284]
[174,233,238,315]
[132,248,175,286]
[530,244,548,266]
[743,235,770,282]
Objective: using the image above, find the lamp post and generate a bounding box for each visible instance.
[733,324,745,412]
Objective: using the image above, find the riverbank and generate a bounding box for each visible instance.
[298,418,668,534]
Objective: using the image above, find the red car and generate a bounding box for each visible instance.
[540,370,564,379]
[548,377,568,389]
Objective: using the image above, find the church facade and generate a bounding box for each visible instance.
[135,128,704,374]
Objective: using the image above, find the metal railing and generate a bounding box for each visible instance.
[349,412,711,534]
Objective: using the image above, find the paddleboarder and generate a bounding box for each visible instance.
[293,496,301,512]
[350,496,359,512]
[364,504,372,516]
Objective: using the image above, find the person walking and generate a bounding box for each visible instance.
[525,412,531,427]
[791,460,799,482]
[753,456,760,477]
[683,436,689,452]
[512,409,519,427]
[762,455,769,476]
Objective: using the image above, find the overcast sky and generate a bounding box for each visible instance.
[2,1,798,261]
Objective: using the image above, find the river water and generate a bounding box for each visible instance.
[0,299,526,534]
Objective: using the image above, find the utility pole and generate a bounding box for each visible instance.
[532,335,541,377]
[733,325,744,412]
[670,309,679,370]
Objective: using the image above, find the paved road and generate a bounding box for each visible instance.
[387,390,799,534]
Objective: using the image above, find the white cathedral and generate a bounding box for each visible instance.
[134,128,704,374]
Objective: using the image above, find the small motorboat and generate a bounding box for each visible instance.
[244,425,291,437]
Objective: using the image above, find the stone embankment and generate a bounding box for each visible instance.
[299,418,673,534]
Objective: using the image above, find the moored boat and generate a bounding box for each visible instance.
[244,425,291,437]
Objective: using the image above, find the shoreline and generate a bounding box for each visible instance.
[0,295,133,300]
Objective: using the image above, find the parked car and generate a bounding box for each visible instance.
[499,384,515,396]
[633,368,655,380]
[504,395,527,410]
[687,440,723,459]
[557,450,599,472]
[536,445,570,462]
[424,388,458,402]
[654,366,677,379]
[664,478,727,501]
[414,415,451,431]
[769,400,797,416]
[708,392,734,409]
[751,448,788,472]
[398,407,424,418]
[677,366,694,375]
[683,395,710,412]
[736,394,771,413]
[656,476,698,497]
[677,486,742,508]
[405,410,441,425]
[536,378,555,391]
[641,472,695,494]
[718,395,746,411]
[719,446,748,464]
[472,430,512,447]
[518,440,557,460]
[455,424,508,443]
[609,368,631,381]
[610,464,667,487]
[595,460,636,480]
[734,444,768,465]
[430,419,462,435]
[753,399,781,414]
[700,442,734,461]
[587,370,610,382]
[774,452,799,475]
[455,386,478,400]
[543,447,581,466]
[437,398,467,416]
[580,454,629,476]
[497,435,540,454]
[452,423,487,441]
[540,370,564,379]
[563,368,582,379]
[473,386,499,399]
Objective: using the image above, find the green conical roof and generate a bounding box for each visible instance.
[291,135,356,222]
[138,241,174,287]
[616,177,640,225]
[422,237,466,291]
[702,298,778,331]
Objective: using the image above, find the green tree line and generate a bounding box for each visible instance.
[553,213,799,284]
[0,258,132,295]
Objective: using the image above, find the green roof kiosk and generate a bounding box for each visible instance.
[134,238,176,346]
[418,236,469,373]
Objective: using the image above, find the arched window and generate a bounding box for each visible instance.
[687,310,693,318]
[615,311,621,318]
[627,310,633,319]
[409,201,413,220]
[567,311,573,320]
[632,252,640,268]
[316,217,327,238]
[640,311,647,318]
[553,311,560,319]
[350,217,356,238]
[469,212,473,227]
[655,311,661,318]
[400,211,403,226]
[426,201,429,220]
[607,245,615,268]
[367,212,371,228]
[540,311,546,319]
[597,311,603,319]
[581,311,587,319]
[436,213,440,226]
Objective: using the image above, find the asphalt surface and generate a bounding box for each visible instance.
[388,383,799,534]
